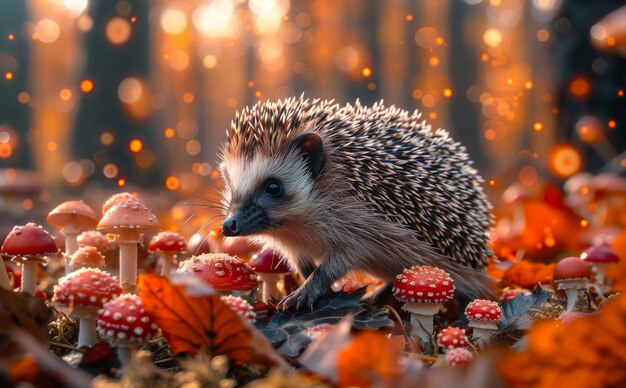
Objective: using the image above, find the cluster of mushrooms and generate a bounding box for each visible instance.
[390,241,620,365]
[0,192,291,364]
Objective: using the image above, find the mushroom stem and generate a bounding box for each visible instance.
[258,273,282,303]
[594,263,612,293]
[0,261,11,289]
[116,230,141,291]
[74,307,98,347]
[64,231,79,274]
[565,289,578,312]
[159,253,175,276]
[21,260,38,295]
[409,313,434,345]
[471,327,495,346]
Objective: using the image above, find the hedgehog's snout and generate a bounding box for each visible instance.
[222,205,272,237]
[222,218,240,236]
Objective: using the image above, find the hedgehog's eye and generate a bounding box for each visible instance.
[264,179,283,197]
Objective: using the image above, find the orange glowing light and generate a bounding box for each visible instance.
[519,165,538,186]
[106,17,132,45]
[549,144,582,178]
[524,81,533,90]
[166,176,180,190]
[405,14,413,22]
[483,29,502,47]
[118,178,126,187]
[580,219,588,227]
[569,77,590,97]
[164,128,175,138]
[130,17,137,23]
[484,129,496,140]
[608,120,616,128]
[361,67,372,77]
[442,88,453,98]
[247,81,255,87]
[254,90,262,97]
[428,112,437,120]
[0,144,13,158]
[183,92,194,103]
[435,37,445,46]
[22,199,33,210]
[59,88,73,101]
[481,53,489,62]
[536,29,550,42]
[8,34,14,40]
[129,139,143,153]
[429,56,440,67]
[544,235,556,247]
[618,90,624,97]
[489,179,496,186]
[5,72,13,80]
[18,92,29,104]
[47,141,57,152]
[533,122,543,132]
[80,79,94,93]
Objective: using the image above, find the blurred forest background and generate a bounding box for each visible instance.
[0,0,624,208]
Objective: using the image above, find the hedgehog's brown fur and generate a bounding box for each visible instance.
[221,97,494,307]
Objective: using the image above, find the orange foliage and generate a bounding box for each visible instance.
[138,274,270,365]
[503,260,555,288]
[500,294,626,388]
[8,355,39,384]
[337,330,404,387]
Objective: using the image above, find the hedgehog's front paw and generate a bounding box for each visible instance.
[278,284,321,311]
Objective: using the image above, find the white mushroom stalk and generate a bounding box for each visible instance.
[20,259,39,295]
[115,229,142,290]
[259,273,282,302]
[74,307,99,347]
[402,302,442,343]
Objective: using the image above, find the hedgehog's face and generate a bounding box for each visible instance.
[220,133,325,237]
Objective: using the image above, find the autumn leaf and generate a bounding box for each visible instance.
[138,274,287,368]
[503,260,555,289]
[337,330,404,387]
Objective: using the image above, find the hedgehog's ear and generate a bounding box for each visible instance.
[291,133,325,179]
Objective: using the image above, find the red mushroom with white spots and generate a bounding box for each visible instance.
[553,256,591,312]
[445,347,473,366]
[97,294,159,363]
[53,267,122,347]
[437,327,469,351]
[220,295,256,323]
[1,223,59,295]
[47,200,99,274]
[581,244,620,292]
[464,299,502,346]
[97,199,160,291]
[249,250,291,303]
[148,231,187,276]
[392,265,455,345]
[177,253,257,295]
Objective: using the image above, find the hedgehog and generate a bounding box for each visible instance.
[218,97,493,309]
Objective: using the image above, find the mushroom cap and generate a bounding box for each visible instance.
[97,294,159,345]
[249,250,291,274]
[464,299,502,322]
[177,253,258,291]
[187,233,212,255]
[148,231,187,253]
[53,267,122,308]
[220,295,256,322]
[580,244,620,264]
[553,256,591,281]
[77,230,115,252]
[47,200,98,231]
[1,223,59,258]
[97,199,160,233]
[69,246,105,269]
[218,236,262,259]
[500,288,531,303]
[102,192,139,215]
[392,265,455,304]
[437,327,469,350]
[445,348,473,366]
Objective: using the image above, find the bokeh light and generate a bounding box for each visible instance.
[35,19,60,43]
[105,17,132,45]
[549,144,582,178]
[160,9,187,35]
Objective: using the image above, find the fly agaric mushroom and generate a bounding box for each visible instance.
[78,230,116,270]
[101,192,139,215]
[97,294,159,363]
[445,347,473,366]
[500,288,531,303]
[148,231,187,276]
[1,223,59,295]
[220,295,256,322]
[69,246,106,270]
[553,256,591,311]
[465,299,502,346]
[53,267,122,347]
[97,199,159,291]
[437,327,469,351]
[177,253,257,294]
[249,250,291,303]
[47,200,98,274]
[392,266,455,345]
[580,244,620,291]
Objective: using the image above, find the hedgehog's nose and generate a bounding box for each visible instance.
[222,218,240,236]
